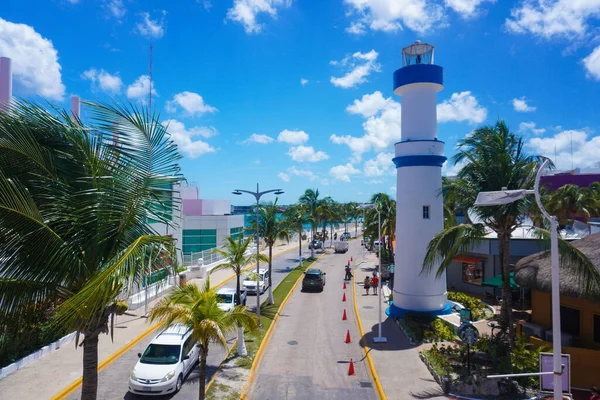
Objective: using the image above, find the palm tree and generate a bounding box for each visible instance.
[284,204,309,266]
[211,236,268,354]
[422,121,598,348]
[0,100,181,399]
[150,278,256,400]
[255,200,290,304]
[368,193,396,255]
[317,197,336,247]
[545,184,600,228]
[299,188,321,258]
[346,202,361,238]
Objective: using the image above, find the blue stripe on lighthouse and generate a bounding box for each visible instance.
[392,155,447,168]
[393,64,443,90]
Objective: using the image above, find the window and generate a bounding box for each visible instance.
[560,306,580,337]
[594,314,600,344]
[182,335,196,357]
[462,262,484,285]
[423,205,430,219]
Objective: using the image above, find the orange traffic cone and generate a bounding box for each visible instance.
[342,292,347,302]
[342,309,347,320]
[343,281,347,289]
[347,358,355,375]
[345,329,352,343]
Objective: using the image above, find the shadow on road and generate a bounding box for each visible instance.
[358,319,413,352]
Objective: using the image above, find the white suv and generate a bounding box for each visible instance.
[242,268,269,294]
[129,324,198,396]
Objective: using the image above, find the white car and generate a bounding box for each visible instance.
[129,324,198,396]
[216,287,247,312]
[242,268,269,294]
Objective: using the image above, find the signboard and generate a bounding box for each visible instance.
[459,309,472,324]
[539,352,570,394]
[457,322,479,344]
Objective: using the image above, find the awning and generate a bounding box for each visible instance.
[453,255,486,264]
[482,272,519,289]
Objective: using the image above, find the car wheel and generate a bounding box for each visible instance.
[175,374,183,392]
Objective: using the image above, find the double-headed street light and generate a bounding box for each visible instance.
[360,203,387,344]
[233,184,283,327]
[476,160,564,400]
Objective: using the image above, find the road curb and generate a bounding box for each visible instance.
[205,338,238,393]
[351,271,387,400]
[51,244,300,400]
[239,252,326,400]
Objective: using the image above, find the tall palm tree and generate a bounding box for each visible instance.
[255,200,290,304]
[346,202,361,238]
[545,184,600,228]
[316,197,336,246]
[0,100,181,399]
[299,188,321,258]
[283,204,309,266]
[211,236,268,354]
[150,278,256,400]
[369,193,396,254]
[422,121,598,348]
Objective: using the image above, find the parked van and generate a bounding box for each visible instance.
[334,241,349,253]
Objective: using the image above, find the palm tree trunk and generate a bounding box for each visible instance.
[499,231,515,349]
[198,345,208,400]
[355,220,357,238]
[298,232,302,268]
[267,245,274,304]
[310,224,315,259]
[81,332,99,400]
[235,273,247,356]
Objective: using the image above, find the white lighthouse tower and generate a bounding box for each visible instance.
[389,41,450,316]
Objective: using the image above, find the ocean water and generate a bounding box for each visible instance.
[243,213,313,231]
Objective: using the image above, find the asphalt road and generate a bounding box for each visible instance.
[67,244,313,400]
[248,238,378,400]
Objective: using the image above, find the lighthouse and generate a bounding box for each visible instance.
[389,41,450,316]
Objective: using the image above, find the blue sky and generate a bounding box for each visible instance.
[2,0,600,205]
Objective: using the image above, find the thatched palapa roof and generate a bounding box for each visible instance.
[514,233,600,301]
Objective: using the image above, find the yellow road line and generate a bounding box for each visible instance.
[52,244,300,400]
[352,270,387,400]
[239,252,326,400]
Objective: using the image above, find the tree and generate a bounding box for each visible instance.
[211,235,268,355]
[346,202,361,238]
[299,188,322,258]
[545,184,600,228]
[283,204,309,266]
[316,197,336,247]
[422,121,598,348]
[368,193,396,254]
[255,199,290,304]
[0,100,181,399]
[150,278,256,400]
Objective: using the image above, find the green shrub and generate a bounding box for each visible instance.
[424,319,456,342]
[447,291,488,321]
[423,343,452,376]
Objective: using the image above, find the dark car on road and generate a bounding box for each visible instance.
[302,269,326,292]
[308,240,322,249]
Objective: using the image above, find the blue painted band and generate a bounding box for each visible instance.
[393,64,443,90]
[386,302,453,318]
[394,138,445,145]
[392,154,447,168]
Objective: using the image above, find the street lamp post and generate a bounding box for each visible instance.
[475,160,564,400]
[233,184,283,327]
[360,203,387,343]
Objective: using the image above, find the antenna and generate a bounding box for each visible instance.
[148,44,153,117]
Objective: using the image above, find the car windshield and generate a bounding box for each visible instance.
[140,344,181,365]
[217,294,233,303]
[304,273,321,280]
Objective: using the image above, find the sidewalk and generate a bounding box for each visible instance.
[0,239,300,400]
[353,250,448,400]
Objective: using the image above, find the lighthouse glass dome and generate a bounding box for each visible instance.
[401,41,435,67]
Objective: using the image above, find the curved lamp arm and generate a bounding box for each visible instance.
[533,159,552,222]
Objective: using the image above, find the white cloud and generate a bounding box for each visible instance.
[442,159,467,176]
[526,129,600,170]
[82,68,123,94]
[243,133,274,144]
[163,119,217,158]
[166,91,217,116]
[226,0,291,34]
[366,179,384,184]
[363,151,395,177]
[512,97,536,112]
[519,121,546,135]
[505,0,600,40]
[277,129,309,145]
[331,94,401,161]
[278,172,290,182]
[329,163,360,182]
[346,91,389,118]
[126,75,156,102]
[343,0,444,34]
[286,166,318,181]
[444,0,495,18]
[346,21,366,35]
[287,145,329,162]
[583,45,600,80]
[0,18,65,100]
[300,78,309,86]
[104,0,126,20]
[437,91,487,123]
[136,11,166,39]
[330,50,381,89]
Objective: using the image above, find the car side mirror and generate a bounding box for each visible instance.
[183,355,190,360]
[323,273,326,275]
[137,353,142,358]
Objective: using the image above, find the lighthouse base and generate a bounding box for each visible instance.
[386,302,453,318]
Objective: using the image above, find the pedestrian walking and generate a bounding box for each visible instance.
[344,265,353,280]
[371,274,379,295]
[363,276,371,295]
